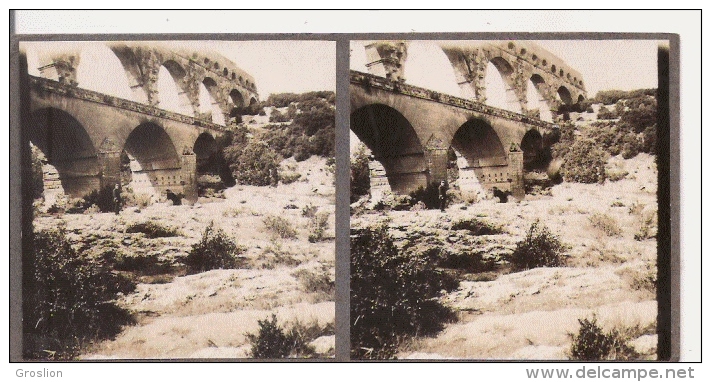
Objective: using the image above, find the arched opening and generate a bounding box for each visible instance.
[526,74,553,122]
[350,104,427,195]
[450,118,507,199]
[520,129,550,171]
[199,77,226,125]
[401,40,461,97]
[485,57,520,113]
[193,132,234,197]
[122,122,182,200]
[28,108,100,199]
[76,43,137,101]
[230,89,245,109]
[557,86,573,105]
[156,60,193,116]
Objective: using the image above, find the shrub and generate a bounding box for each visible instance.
[408,182,441,210]
[301,203,318,218]
[597,105,619,120]
[263,215,298,239]
[79,185,115,213]
[23,228,135,359]
[126,221,181,238]
[183,222,245,274]
[635,212,657,241]
[560,138,608,183]
[589,213,622,237]
[351,224,458,359]
[350,144,371,203]
[269,108,290,123]
[510,220,568,271]
[280,171,301,185]
[569,317,638,360]
[247,315,333,359]
[247,315,294,358]
[223,141,280,187]
[30,144,46,200]
[307,211,330,243]
[293,265,334,295]
[451,218,503,235]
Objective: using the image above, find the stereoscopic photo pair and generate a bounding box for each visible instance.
[12,37,674,361]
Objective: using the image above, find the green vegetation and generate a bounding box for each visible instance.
[125,221,181,238]
[183,222,245,274]
[351,224,458,359]
[247,314,334,358]
[569,317,638,360]
[263,215,298,239]
[222,91,335,186]
[24,228,135,359]
[510,220,568,271]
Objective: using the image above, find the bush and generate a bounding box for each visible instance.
[350,144,371,203]
[263,215,298,239]
[510,220,568,271]
[301,203,318,218]
[81,185,115,213]
[351,224,458,359]
[24,228,135,359]
[597,105,619,120]
[279,171,301,185]
[451,218,503,235]
[247,315,294,358]
[293,265,334,296]
[307,211,330,243]
[247,315,333,359]
[560,138,608,183]
[569,317,638,360]
[408,182,441,210]
[223,141,280,187]
[126,221,180,238]
[589,213,622,237]
[183,222,245,274]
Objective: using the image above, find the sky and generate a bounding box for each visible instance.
[22,40,336,101]
[350,40,660,99]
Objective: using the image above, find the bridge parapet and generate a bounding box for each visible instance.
[30,76,225,132]
[351,70,557,131]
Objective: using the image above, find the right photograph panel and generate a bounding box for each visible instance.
[349,39,663,360]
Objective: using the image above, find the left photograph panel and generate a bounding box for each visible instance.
[18,40,336,360]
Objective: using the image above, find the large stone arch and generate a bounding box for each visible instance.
[156,59,194,116]
[485,56,521,113]
[557,85,573,105]
[350,104,428,195]
[28,107,101,197]
[520,129,549,171]
[527,74,554,122]
[75,43,137,101]
[449,118,509,198]
[199,76,226,124]
[108,44,155,103]
[122,122,183,198]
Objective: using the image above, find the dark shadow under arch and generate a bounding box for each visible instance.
[451,118,507,168]
[350,104,427,194]
[123,122,182,198]
[29,108,100,197]
[520,129,551,171]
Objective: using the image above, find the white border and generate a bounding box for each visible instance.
[4,9,702,381]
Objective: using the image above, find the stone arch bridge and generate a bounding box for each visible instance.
[23,43,260,203]
[352,40,587,199]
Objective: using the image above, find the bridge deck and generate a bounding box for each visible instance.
[29,76,226,132]
[350,70,556,130]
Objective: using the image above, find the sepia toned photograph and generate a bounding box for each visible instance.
[19,40,336,360]
[349,39,665,360]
